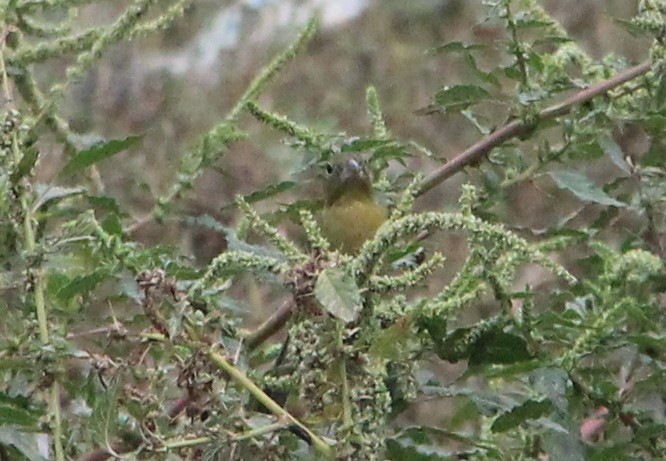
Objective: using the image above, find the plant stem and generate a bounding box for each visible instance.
[208,351,334,459]
[418,60,653,196]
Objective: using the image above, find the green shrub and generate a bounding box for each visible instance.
[1,1,665,460]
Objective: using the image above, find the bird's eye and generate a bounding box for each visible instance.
[325,163,333,174]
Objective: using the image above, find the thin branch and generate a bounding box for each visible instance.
[208,350,333,458]
[417,60,653,196]
[245,300,295,351]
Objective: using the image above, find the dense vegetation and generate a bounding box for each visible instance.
[0,1,665,460]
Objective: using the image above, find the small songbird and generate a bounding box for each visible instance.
[319,157,388,254]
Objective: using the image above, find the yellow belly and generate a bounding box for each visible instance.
[320,198,388,254]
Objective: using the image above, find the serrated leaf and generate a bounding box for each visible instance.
[56,270,110,302]
[386,439,451,461]
[642,138,666,167]
[388,426,501,460]
[372,143,410,162]
[0,427,48,461]
[434,85,489,112]
[89,382,120,443]
[314,268,361,323]
[598,135,630,174]
[10,145,39,184]
[534,36,574,46]
[369,316,415,360]
[341,138,393,152]
[468,330,532,365]
[430,41,485,54]
[186,214,225,231]
[274,200,321,221]
[463,53,501,87]
[548,171,626,207]
[515,16,552,28]
[0,393,44,428]
[434,327,472,363]
[613,18,650,37]
[655,72,666,108]
[32,185,85,212]
[518,87,548,105]
[60,135,142,176]
[243,181,297,204]
[0,403,40,427]
[221,226,285,261]
[542,422,586,461]
[491,399,553,432]
[388,244,425,270]
[101,213,123,235]
[417,314,448,345]
[86,195,122,214]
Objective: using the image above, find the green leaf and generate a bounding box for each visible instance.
[10,144,39,184]
[642,137,666,167]
[417,313,448,345]
[387,243,425,270]
[0,403,41,427]
[433,327,471,363]
[370,317,415,360]
[0,393,44,427]
[567,139,604,160]
[518,87,548,105]
[548,171,626,207]
[434,85,489,112]
[274,200,321,221]
[314,268,362,323]
[101,213,123,235]
[372,143,411,163]
[491,399,553,432]
[221,226,285,261]
[386,439,453,461]
[514,11,553,28]
[0,427,48,461]
[614,18,651,37]
[59,135,142,176]
[388,426,500,460]
[86,195,122,214]
[430,41,485,54]
[529,368,569,412]
[89,382,120,443]
[341,138,393,152]
[243,181,297,204]
[56,270,110,302]
[655,72,666,108]
[32,185,85,211]
[468,330,532,365]
[598,135,630,174]
[534,36,574,47]
[463,53,501,87]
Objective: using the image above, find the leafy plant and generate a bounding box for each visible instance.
[0,1,665,460]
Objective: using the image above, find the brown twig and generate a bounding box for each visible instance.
[417,60,653,196]
[244,299,295,351]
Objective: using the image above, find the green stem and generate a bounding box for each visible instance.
[163,422,288,450]
[337,322,352,426]
[1,40,64,461]
[208,351,334,459]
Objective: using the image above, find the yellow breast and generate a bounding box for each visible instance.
[320,198,388,254]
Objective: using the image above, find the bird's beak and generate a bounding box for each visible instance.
[342,158,367,182]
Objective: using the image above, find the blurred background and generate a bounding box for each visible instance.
[35,0,649,256]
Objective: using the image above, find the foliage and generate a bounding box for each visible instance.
[0,0,665,460]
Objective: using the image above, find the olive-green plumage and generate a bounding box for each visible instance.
[320,158,388,254]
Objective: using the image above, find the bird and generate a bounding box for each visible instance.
[319,157,388,254]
